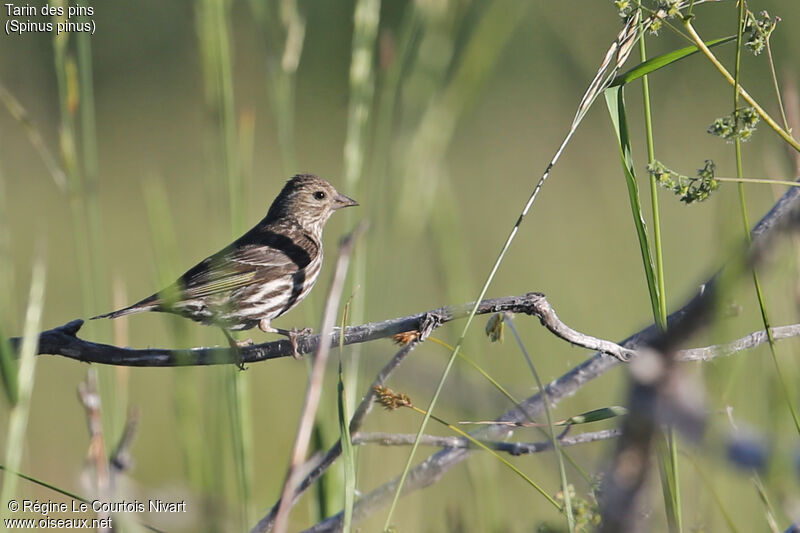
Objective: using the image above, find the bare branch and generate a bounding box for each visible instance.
[522,294,637,361]
[13,294,550,367]
[677,324,800,361]
[353,429,621,455]
[15,291,637,367]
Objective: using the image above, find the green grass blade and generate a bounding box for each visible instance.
[604,86,660,320]
[656,434,682,533]
[341,0,381,453]
[505,317,573,531]
[337,372,355,531]
[610,36,736,87]
[0,258,45,520]
[752,476,780,533]
[0,82,66,190]
[226,366,254,529]
[0,464,89,504]
[383,3,533,528]
[430,336,595,484]
[142,177,214,504]
[195,0,253,526]
[248,0,304,174]
[682,455,739,533]
[338,301,356,533]
[0,327,17,405]
[0,465,165,533]
[558,406,628,426]
[0,168,20,421]
[419,408,562,511]
[729,0,800,438]
[636,23,681,532]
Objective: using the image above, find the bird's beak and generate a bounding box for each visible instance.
[333,193,359,209]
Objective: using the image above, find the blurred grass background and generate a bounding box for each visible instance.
[2,0,800,531]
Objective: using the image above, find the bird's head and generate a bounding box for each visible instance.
[267,174,358,232]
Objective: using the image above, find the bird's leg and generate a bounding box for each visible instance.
[259,319,312,359]
[221,329,247,370]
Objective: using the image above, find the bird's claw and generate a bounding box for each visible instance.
[221,330,249,370]
[232,343,248,371]
[287,327,313,360]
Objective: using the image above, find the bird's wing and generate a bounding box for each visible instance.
[177,230,318,299]
[177,246,296,299]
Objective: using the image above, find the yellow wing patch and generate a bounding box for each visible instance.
[184,271,257,298]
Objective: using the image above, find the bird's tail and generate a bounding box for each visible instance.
[91,295,159,320]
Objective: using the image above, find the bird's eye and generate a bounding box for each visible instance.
[314,191,326,200]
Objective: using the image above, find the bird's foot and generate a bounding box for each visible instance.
[274,327,313,359]
[261,319,313,359]
[235,338,254,348]
[287,327,313,360]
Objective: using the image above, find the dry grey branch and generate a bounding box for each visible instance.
[677,323,800,361]
[353,429,621,455]
[13,294,546,366]
[523,294,637,361]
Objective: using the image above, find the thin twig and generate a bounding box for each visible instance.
[78,370,112,532]
[504,313,574,530]
[273,227,362,533]
[110,408,139,475]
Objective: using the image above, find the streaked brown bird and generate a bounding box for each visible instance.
[93,174,357,351]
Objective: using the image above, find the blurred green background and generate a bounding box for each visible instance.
[2,0,800,531]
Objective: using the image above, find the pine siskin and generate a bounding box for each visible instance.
[93,174,357,350]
